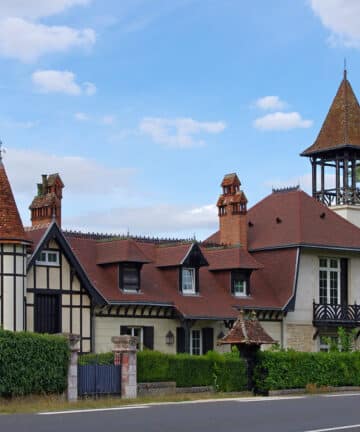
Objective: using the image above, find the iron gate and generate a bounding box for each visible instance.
[78,364,121,396]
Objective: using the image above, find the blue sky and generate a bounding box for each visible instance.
[2,0,360,239]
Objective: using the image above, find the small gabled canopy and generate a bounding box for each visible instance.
[156,242,208,268]
[0,161,30,244]
[27,221,106,306]
[302,71,360,156]
[219,310,275,345]
[221,173,241,187]
[96,239,151,265]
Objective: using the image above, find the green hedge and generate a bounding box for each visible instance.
[79,349,248,392]
[79,352,114,365]
[0,329,69,397]
[254,351,360,394]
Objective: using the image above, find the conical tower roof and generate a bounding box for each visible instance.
[0,160,28,243]
[302,71,360,156]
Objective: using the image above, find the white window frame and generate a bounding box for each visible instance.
[36,250,60,266]
[127,327,143,350]
[319,257,340,305]
[191,329,202,355]
[233,279,247,297]
[182,267,196,295]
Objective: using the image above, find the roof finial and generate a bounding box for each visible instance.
[344,58,347,80]
[0,140,6,163]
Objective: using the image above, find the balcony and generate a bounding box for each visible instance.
[313,302,360,327]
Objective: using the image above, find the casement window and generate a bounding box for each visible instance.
[176,327,214,355]
[120,325,154,350]
[319,258,340,305]
[36,250,60,266]
[181,267,198,295]
[119,263,141,292]
[231,270,249,297]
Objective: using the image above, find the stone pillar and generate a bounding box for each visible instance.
[112,335,137,399]
[65,334,80,402]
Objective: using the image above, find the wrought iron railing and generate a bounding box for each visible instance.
[314,187,360,207]
[313,302,360,326]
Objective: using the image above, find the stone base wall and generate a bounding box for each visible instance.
[286,324,315,352]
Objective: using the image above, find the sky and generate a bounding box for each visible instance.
[2,0,360,239]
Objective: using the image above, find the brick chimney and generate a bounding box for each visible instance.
[29,174,64,227]
[217,173,248,247]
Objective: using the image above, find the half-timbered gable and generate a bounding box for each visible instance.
[26,222,105,352]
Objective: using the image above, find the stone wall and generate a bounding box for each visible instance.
[286,324,315,352]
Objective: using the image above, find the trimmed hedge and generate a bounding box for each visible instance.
[254,351,360,394]
[79,349,248,392]
[0,329,69,396]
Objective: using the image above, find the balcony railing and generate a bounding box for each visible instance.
[313,302,360,326]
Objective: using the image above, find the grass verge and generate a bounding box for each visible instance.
[0,392,252,415]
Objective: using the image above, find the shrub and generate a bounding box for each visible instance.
[253,350,360,394]
[168,354,214,387]
[0,329,69,397]
[78,352,114,365]
[137,351,171,382]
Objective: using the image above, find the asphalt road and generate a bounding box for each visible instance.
[2,393,360,432]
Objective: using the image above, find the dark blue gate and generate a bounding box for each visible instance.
[78,364,121,396]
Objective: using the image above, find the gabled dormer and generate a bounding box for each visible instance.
[156,243,208,295]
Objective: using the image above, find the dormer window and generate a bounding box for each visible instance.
[119,263,141,292]
[181,267,197,295]
[36,250,60,266]
[231,270,249,297]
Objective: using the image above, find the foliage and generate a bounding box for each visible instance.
[137,351,171,382]
[324,327,357,353]
[78,352,114,365]
[253,350,360,394]
[0,329,69,397]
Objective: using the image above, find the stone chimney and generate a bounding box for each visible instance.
[217,173,248,247]
[29,173,64,227]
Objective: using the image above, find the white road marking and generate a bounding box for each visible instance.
[304,424,360,432]
[323,393,360,398]
[38,395,307,415]
[38,405,149,415]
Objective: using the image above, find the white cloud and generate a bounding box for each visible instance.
[74,112,89,121]
[5,148,135,196]
[253,112,313,131]
[83,81,97,96]
[139,117,226,148]
[102,115,116,125]
[0,0,91,20]
[32,70,96,96]
[255,96,287,111]
[0,17,95,62]
[64,203,218,237]
[310,0,360,48]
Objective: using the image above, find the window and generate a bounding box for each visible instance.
[36,250,59,266]
[120,325,154,350]
[231,271,249,297]
[319,335,338,352]
[191,329,202,355]
[181,267,196,294]
[319,258,340,304]
[119,263,140,292]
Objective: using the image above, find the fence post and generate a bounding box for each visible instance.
[65,333,80,402]
[112,335,137,399]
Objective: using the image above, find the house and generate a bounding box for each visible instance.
[1,71,360,354]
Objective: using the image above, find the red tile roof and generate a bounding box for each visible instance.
[96,239,151,265]
[155,243,194,267]
[221,173,240,187]
[302,73,360,156]
[206,247,263,270]
[207,189,360,251]
[219,310,275,345]
[0,162,28,243]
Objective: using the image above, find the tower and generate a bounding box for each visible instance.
[29,173,64,227]
[301,69,360,226]
[0,153,30,331]
[217,173,248,247]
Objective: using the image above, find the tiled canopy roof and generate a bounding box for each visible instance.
[219,310,275,345]
[0,162,28,243]
[302,72,360,156]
